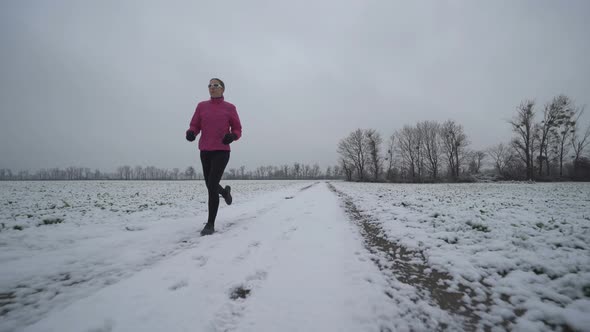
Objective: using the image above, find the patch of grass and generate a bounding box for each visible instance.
[442,237,458,244]
[536,222,545,229]
[466,221,490,233]
[583,285,590,297]
[41,218,64,225]
[13,225,24,231]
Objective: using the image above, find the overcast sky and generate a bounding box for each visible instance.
[1,0,589,172]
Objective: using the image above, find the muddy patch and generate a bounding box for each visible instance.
[229,286,251,300]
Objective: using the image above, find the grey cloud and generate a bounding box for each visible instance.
[1,0,589,172]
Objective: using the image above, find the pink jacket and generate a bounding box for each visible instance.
[187,97,242,151]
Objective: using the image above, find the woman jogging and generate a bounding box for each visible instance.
[186,78,242,236]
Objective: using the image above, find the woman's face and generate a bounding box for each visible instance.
[208,80,224,98]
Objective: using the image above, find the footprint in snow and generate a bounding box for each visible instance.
[169,280,188,291]
[192,255,208,267]
[234,242,260,262]
[282,226,298,239]
[245,270,268,282]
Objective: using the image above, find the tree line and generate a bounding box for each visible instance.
[338,94,590,182]
[0,163,343,181]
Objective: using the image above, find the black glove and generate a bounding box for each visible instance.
[186,130,196,142]
[222,133,238,145]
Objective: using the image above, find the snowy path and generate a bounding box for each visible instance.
[4,181,588,331]
[20,183,399,332]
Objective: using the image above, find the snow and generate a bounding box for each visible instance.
[1,180,589,331]
[330,181,590,331]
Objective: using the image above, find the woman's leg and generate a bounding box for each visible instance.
[200,151,212,189]
[201,151,230,227]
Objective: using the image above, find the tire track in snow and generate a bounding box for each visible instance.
[329,183,486,331]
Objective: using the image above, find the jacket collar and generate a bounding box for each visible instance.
[210,96,224,104]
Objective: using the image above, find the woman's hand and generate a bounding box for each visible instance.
[186,130,196,142]
[222,133,237,145]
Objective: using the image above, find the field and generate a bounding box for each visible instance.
[0,180,588,331]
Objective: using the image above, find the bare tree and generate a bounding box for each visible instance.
[467,150,486,174]
[385,134,396,182]
[337,129,368,181]
[536,96,567,176]
[333,165,342,178]
[488,143,512,177]
[365,129,383,181]
[550,97,578,177]
[571,107,590,170]
[134,166,144,180]
[340,159,353,181]
[293,163,301,179]
[310,164,321,179]
[302,164,311,178]
[185,166,196,180]
[418,121,441,180]
[396,125,420,181]
[441,120,469,179]
[510,100,536,180]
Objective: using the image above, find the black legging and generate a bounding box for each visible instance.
[200,150,230,225]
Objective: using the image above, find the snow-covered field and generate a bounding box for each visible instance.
[330,182,590,331]
[1,180,589,332]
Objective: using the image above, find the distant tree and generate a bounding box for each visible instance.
[548,97,578,177]
[310,163,321,179]
[441,120,469,179]
[337,129,368,181]
[510,100,536,180]
[396,125,420,181]
[536,96,567,176]
[340,159,353,181]
[488,143,513,177]
[385,134,396,182]
[171,168,179,180]
[332,165,342,179]
[418,121,441,180]
[365,129,383,181]
[468,151,486,174]
[185,166,196,180]
[325,166,332,179]
[571,107,590,177]
[292,163,301,179]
